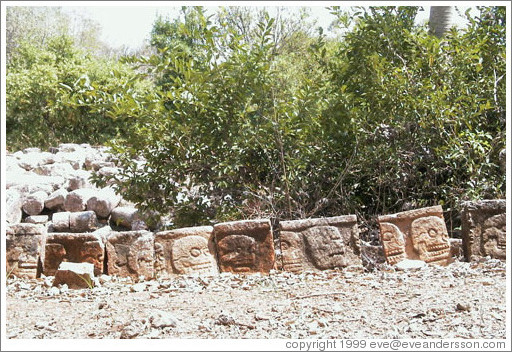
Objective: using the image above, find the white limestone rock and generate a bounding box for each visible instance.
[22,191,48,216]
[86,187,122,218]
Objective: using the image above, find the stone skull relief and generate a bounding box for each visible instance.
[154,226,217,277]
[303,226,347,270]
[278,215,361,272]
[213,219,275,274]
[378,205,451,266]
[172,236,215,275]
[410,216,450,264]
[6,224,45,279]
[379,222,406,265]
[217,235,257,273]
[279,232,305,273]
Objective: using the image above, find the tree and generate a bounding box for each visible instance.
[95,7,331,227]
[429,6,453,37]
[322,6,505,232]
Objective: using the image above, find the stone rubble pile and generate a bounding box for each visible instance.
[5,144,507,288]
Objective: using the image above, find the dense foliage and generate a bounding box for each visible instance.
[6,6,506,233]
[6,7,149,150]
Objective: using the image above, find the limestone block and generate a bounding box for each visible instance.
[461,200,506,261]
[55,150,87,170]
[111,207,141,229]
[84,151,110,170]
[17,151,54,171]
[67,169,94,190]
[106,231,154,279]
[43,232,105,276]
[278,215,361,273]
[93,225,112,243]
[6,155,29,173]
[23,147,41,153]
[378,205,451,266]
[69,211,98,233]
[91,160,115,171]
[33,162,75,177]
[6,224,46,279]
[52,212,71,232]
[87,187,122,218]
[155,226,217,278]
[394,259,426,270]
[53,262,95,289]
[45,188,68,211]
[25,215,49,224]
[214,219,275,274]
[6,188,23,224]
[98,166,121,178]
[58,143,82,152]
[22,191,48,216]
[7,173,65,194]
[63,188,97,212]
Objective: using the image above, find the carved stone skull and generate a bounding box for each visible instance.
[302,226,347,270]
[171,235,214,275]
[380,222,406,265]
[217,235,256,272]
[280,231,304,273]
[410,216,450,263]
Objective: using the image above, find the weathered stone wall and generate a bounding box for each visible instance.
[5,144,506,284]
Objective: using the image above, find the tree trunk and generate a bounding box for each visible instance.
[429,6,453,38]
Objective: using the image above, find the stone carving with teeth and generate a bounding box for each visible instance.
[278,215,361,272]
[410,216,450,264]
[378,205,452,266]
[172,236,215,275]
[214,219,274,274]
[217,235,256,273]
[279,232,305,273]
[155,226,217,277]
[379,222,406,265]
[461,200,506,261]
[303,226,348,269]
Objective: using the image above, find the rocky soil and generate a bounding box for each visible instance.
[5,258,507,340]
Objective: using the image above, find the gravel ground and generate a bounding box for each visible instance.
[4,258,507,340]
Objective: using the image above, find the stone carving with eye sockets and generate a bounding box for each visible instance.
[461,200,506,261]
[379,222,406,265]
[214,219,274,274]
[106,231,154,279]
[154,226,217,278]
[278,215,361,272]
[378,205,452,266]
[303,226,348,270]
[410,216,450,264]
[279,232,305,273]
[217,235,257,273]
